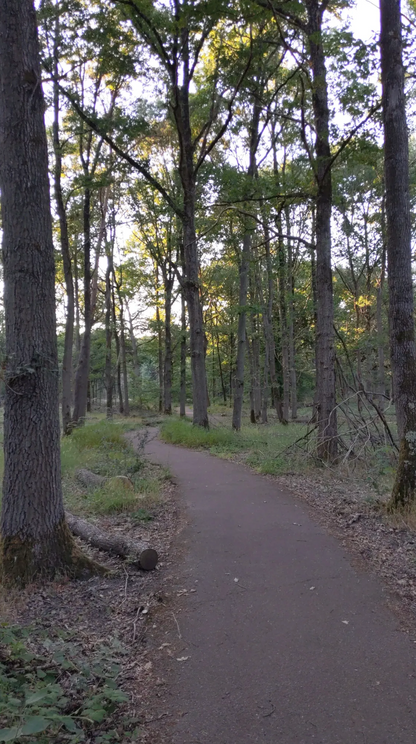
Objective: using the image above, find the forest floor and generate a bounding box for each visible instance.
[1,411,416,743]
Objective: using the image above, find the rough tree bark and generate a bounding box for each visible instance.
[176,117,208,427]
[0,0,98,585]
[380,0,416,509]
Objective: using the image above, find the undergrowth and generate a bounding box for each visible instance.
[161,416,397,497]
[0,624,137,743]
[161,417,309,475]
[62,419,165,518]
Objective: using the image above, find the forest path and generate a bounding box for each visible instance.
[144,434,416,744]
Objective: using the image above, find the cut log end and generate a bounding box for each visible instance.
[135,548,158,571]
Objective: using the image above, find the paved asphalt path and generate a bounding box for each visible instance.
[145,436,416,744]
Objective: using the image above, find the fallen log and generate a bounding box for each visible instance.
[65,512,158,571]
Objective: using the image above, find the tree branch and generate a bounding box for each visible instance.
[48,73,183,219]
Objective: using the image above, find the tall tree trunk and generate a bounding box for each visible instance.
[262,218,286,423]
[216,330,227,404]
[277,211,290,422]
[232,231,252,430]
[377,204,387,407]
[285,207,298,419]
[180,285,187,417]
[182,189,208,426]
[112,281,123,414]
[306,0,337,459]
[118,295,130,417]
[52,15,74,436]
[155,267,163,413]
[126,299,141,404]
[232,99,260,431]
[74,246,81,356]
[163,276,173,415]
[250,260,262,423]
[91,187,110,322]
[310,215,319,420]
[0,0,93,585]
[173,48,209,427]
[72,186,92,426]
[105,255,113,419]
[380,0,416,508]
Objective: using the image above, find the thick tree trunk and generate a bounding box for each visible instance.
[52,19,74,437]
[380,0,416,508]
[306,1,337,459]
[0,0,97,585]
[174,69,209,427]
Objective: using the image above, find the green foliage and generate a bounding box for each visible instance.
[161,416,309,475]
[61,419,164,517]
[0,625,135,743]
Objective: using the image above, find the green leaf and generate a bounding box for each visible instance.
[7,697,22,707]
[25,690,50,705]
[20,716,50,736]
[0,728,20,742]
[60,717,79,733]
[83,707,106,722]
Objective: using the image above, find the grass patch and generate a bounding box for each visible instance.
[161,417,309,475]
[62,418,165,518]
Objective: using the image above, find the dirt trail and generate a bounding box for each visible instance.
[145,434,416,744]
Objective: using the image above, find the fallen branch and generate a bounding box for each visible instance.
[65,512,158,570]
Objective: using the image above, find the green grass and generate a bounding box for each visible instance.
[61,418,165,518]
[161,417,310,475]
